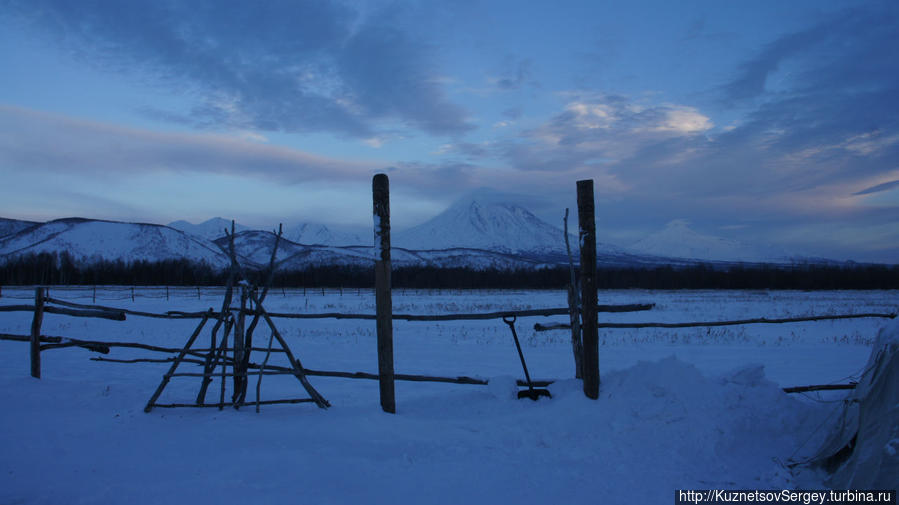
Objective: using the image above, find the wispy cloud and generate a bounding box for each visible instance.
[723,4,899,105]
[493,58,536,91]
[498,93,712,181]
[854,179,899,196]
[5,0,472,137]
[0,105,376,183]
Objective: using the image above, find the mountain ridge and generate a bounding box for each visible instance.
[629,220,790,264]
[394,194,580,254]
[0,193,856,271]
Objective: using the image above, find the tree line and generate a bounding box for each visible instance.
[1,251,897,290]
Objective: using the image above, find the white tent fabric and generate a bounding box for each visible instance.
[810,319,899,489]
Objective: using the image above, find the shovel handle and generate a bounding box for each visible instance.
[503,315,534,389]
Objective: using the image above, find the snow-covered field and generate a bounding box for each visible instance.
[1,287,897,504]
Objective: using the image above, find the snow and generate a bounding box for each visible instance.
[393,191,584,254]
[284,222,365,247]
[1,288,896,503]
[167,217,249,241]
[0,219,230,268]
[5,212,845,272]
[170,219,366,247]
[0,217,38,239]
[630,219,790,263]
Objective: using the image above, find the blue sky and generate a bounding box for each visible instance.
[1,0,897,262]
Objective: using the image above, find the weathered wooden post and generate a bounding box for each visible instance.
[577,180,599,399]
[373,173,396,413]
[564,208,583,379]
[232,284,248,406]
[30,287,45,378]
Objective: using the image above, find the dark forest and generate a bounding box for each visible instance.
[1,252,897,290]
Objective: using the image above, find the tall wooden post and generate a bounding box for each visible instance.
[373,173,396,413]
[232,285,248,406]
[30,287,45,378]
[577,180,599,399]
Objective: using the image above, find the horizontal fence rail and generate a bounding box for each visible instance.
[0,285,541,301]
[0,298,656,321]
[534,312,897,331]
[2,292,893,398]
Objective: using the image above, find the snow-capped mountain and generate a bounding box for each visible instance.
[218,230,554,271]
[0,218,230,268]
[167,218,250,241]
[0,218,38,239]
[283,223,365,247]
[170,218,366,247]
[0,209,840,273]
[629,220,790,263]
[393,191,577,254]
[213,230,309,267]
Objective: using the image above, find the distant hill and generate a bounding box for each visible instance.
[629,220,790,263]
[0,197,856,274]
[283,223,366,247]
[0,218,229,268]
[0,218,38,239]
[167,218,249,241]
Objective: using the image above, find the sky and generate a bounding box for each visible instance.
[0,0,897,263]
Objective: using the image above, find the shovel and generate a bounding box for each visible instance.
[503,316,552,401]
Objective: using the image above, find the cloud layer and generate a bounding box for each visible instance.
[2,1,897,262]
[0,105,375,182]
[5,0,471,137]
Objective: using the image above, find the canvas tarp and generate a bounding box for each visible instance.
[810,319,899,489]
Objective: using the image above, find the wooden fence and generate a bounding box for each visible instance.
[1,176,897,412]
[1,282,894,406]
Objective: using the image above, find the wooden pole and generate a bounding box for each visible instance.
[373,173,396,414]
[247,290,329,408]
[564,208,583,379]
[577,180,599,399]
[232,285,248,406]
[144,313,211,412]
[197,222,238,405]
[30,287,45,378]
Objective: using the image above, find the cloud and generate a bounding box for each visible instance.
[694,3,899,200]
[5,0,471,137]
[495,58,535,91]
[0,105,375,183]
[854,180,899,196]
[336,18,473,135]
[724,4,899,104]
[499,93,712,180]
[488,3,899,231]
[502,108,523,120]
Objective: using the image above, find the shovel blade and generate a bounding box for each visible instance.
[517,389,552,401]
